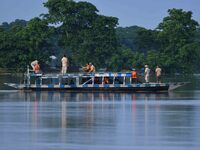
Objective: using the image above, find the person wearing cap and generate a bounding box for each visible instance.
[61,54,69,74]
[144,65,150,83]
[155,65,162,83]
[131,68,138,83]
[31,60,40,73]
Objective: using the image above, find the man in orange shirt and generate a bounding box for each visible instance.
[131,68,138,83]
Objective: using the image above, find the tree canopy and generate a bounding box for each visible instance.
[0,2,200,74]
[43,0,119,68]
[0,18,53,71]
[117,8,200,73]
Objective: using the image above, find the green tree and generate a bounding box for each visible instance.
[43,0,118,68]
[131,52,145,69]
[135,28,159,53]
[116,26,144,52]
[156,9,199,72]
[177,41,200,72]
[109,47,134,71]
[17,17,54,68]
[0,21,30,71]
[0,18,53,71]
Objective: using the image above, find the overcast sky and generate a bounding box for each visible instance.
[0,0,200,29]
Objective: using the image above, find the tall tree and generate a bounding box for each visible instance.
[17,17,54,67]
[135,28,159,54]
[43,0,118,68]
[156,9,199,72]
[116,26,144,52]
[0,18,53,71]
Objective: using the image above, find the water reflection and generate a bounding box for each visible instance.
[0,91,200,150]
[21,91,171,102]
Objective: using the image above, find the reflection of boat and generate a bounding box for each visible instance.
[4,67,187,92]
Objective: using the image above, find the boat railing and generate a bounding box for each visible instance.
[26,66,172,87]
[24,66,135,86]
[82,78,93,85]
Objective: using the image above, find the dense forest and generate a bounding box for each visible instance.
[0,0,200,73]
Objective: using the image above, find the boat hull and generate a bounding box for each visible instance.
[4,83,170,92]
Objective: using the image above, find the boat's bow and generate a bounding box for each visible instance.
[168,82,189,91]
[4,83,25,90]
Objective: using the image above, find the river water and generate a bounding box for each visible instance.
[0,74,200,150]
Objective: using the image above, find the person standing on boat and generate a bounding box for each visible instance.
[61,54,68,74]
[144,65,150,83]
[131,68,138,83]
[155,65,162,83]
[31,60,40,73]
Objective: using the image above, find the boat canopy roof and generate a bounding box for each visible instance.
[29,72,132,78]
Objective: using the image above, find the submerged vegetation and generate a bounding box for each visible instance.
[0,0,200,73]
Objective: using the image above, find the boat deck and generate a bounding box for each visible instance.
[4,71,188,92]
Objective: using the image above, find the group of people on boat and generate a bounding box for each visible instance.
[31,54,96,74]
[61,55,95,74]
[31,54,162,84]
[131,65,162,83]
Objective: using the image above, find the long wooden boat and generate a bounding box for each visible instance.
[4,68,187,92]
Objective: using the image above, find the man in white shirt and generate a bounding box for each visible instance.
[144,65,150,83]
[61,55,68,74]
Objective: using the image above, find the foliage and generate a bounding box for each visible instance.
[0,18,53,71]
[0,4,200,74]
[116,26,144,51]
[156,9,199,73]
[109,47,134,71]
[43,0,119,68]
[118,8,200,73]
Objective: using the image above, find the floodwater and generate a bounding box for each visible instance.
[0,74,200,150]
